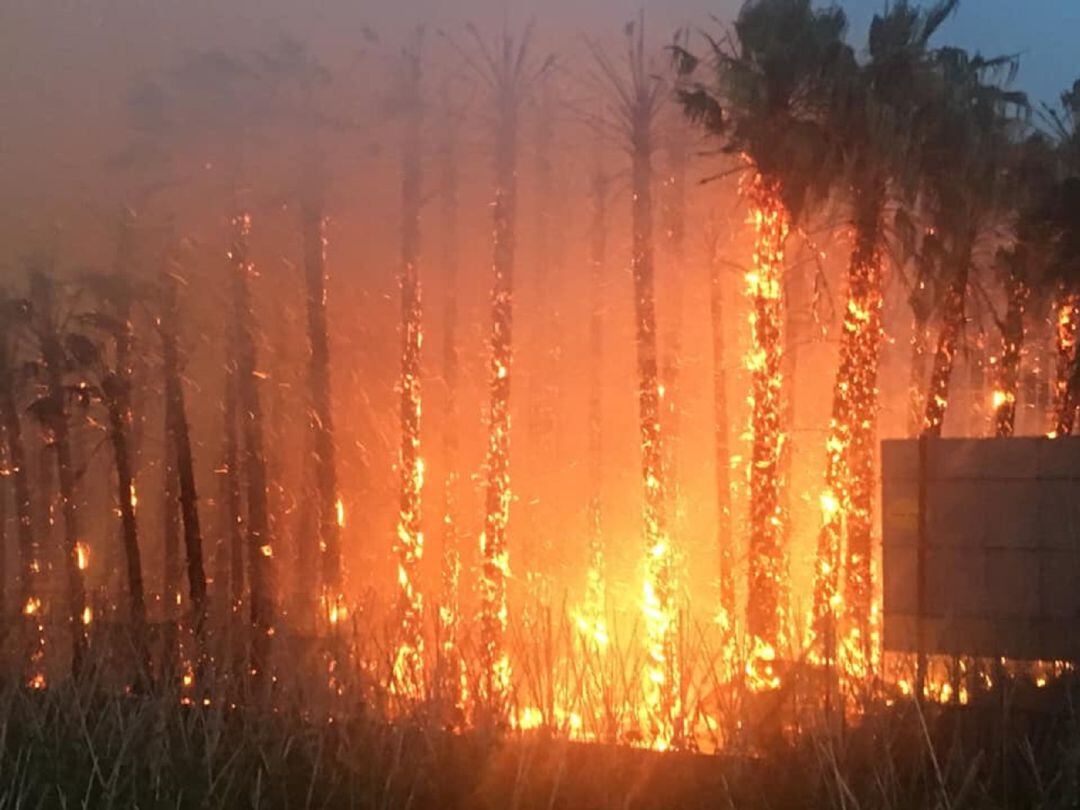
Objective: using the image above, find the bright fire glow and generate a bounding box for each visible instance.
[75,541,90,571]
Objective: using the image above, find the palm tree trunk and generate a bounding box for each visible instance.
[479,77,518,718]
[840,183,885,665]
[707,220,735,629]
[162,428,181,677]
[105,386,150,683]
[661,130,687,541]
[583,164,608,641]
[525,78,559,589]
[1051,290,1079,437]
[993,264,1027,437]
[0,328,43,684]
[745,176,789,676]
[30,271,88,677]
[394,53,425,699]
[437,101,463,714]
[923,236,974,436]
[630,89,677,742]
[164,294,208,649]
[300,198,342,623]
[221,366,244,613]
[228,212,275,686]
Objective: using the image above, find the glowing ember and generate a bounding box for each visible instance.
[75,541,90,571]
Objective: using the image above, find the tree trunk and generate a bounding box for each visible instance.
[707,219,735,629]
[1051,290,1079,437]
[525,77,561,589]
[162,422,181,678]
[394,51,425,699]
[993,263,1027,437]
[583,163,609,642]
[840,184,885,666]
[479,75,518,719]
[630,82,677,744]
[744,176,789,676]
[161,274,208,648]
[661,128,687,536]
[437,97,463,716]
[300,196,342,625]
[29,271,88,677]
[104,383,150,683]
[923,236,974,437]
[228,212,275,686]
[0,321,44,684]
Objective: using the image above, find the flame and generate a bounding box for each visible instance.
[23,597,40,616]
[81,606,93,625]
[742,174,789,675]
[335,498,345,528]
[75,541,90,571]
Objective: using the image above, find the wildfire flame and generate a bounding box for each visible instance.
[75,541,90,571]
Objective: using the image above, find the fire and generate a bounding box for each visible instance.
[23,596,40,616]
[335,497,345,528]
[129,482,138,510]
[745,638,781,692]
[1052,292,1079,435]
[75,541,90,571]
[81,606,93,625]
[743,174,789,681]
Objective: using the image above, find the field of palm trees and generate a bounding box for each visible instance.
[1,0,1080,806]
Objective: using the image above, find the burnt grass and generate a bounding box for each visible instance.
[2,675,1080,809]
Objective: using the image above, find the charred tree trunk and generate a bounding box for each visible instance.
[300,194,342,624]
[744,177,790,669]
[29,271,88,677]
[584,165,609,629]
[228,212,275,686]
[923,236,974,437]
[661,127,687,535]
[479,61,519,719]
[841,182,885,659]
[160,267,208,655]
[394,48,425,697]
[993,261,1027,437]
[706,219,734,628]
[436,95,463,714]
[221,365,244,615]
[628,59,677,743]
[0,312,43,683]
[1052,290,1079,437]
[103,371,150,683]
[162,427,181,677]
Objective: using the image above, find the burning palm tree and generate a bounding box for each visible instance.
[28,269,90,677]
[392,34,426,702]
[0,293,45,687]
[448,23,550,721]
[588,15,680,746]
[678,0,847,687]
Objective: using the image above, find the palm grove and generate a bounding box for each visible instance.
[0,0,1078,744]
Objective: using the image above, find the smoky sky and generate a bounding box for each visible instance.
[0,0,1076,241]
[2,0,1077,100]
